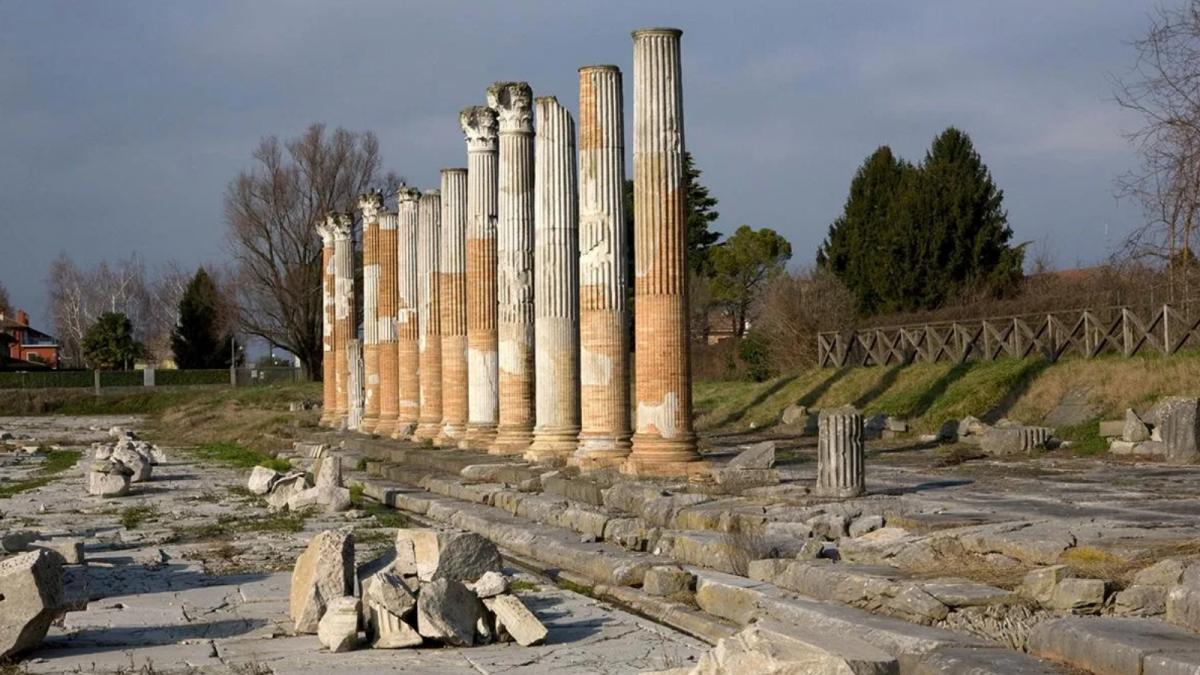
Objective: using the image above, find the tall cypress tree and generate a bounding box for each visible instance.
[171,268,231,369]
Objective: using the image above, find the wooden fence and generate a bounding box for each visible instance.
[817,304,1200,368]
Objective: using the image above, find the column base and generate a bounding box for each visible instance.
[390,421,417,440]
[359,416,380,434]
[373,416,398,437]
[569,434,632,469]
[489,426,534,456]
[524,428,579,462]
[814,485,865,499]
[621,433,704,477]
[621,456,710,479]
[459,424,498,451]
[434,423,467,448]
[411,421,443,444]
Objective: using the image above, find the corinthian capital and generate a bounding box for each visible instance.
[460,106,499,153]
[329,211,354,240]
[396,184,422,206]
[358,190,384,224]
[487,81,533,134]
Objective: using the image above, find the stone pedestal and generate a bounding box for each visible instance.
[571,64,632,469]
[318,222,337,427]
[436,168,470,447]
[331,213,355,430]
[526,96,580,462]
[359,191,384,433]
[413,190,444,443]
[816,409,865,498]
[623,28,702,476]
[393,186,422,439]
[490,82,536,456]
[460,106,500,450]
[375,211,400,435]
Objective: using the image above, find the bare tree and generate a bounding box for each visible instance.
[0,280,10,316]
[1114,1,1200,299]
[754,268,855,372]
[46,253,152,367]
[225,123,385,378]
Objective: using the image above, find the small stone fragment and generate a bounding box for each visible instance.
[849,515,885,538]
[643,566,695,597]
[728,441,775,469]
[472,570,508,599]
[86,461,132,497]
[317,595,360,652]
[247,466,282,495]
[1123,409,1151,443]
[369,604,422,649]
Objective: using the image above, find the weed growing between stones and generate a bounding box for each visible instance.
[192,443,291,472]
[0,449,82,499]
[120,504,160,529]
[508,579,539,593]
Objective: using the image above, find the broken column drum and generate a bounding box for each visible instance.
[625,28,702,475]
[359,191,384,433]
[436,168,469,446]
[393,186,422,439]
[816,410,865,498]
[572,64,632,467]
[331,213,355,429]
[460,106,500,450]
[347,339,364,431]
[413,189,444,442]
[527,95,580,461]
[490,82,536,455]
[375,210,400,435]
[318,220,337,427]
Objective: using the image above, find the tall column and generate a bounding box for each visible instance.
[436,169,469,446]
[359,191,383,433]
[413,189,444,442]
[527,96,580,462]
[318,221,337,427]
[460,106,500,450]
[572,64,632,468]
[490,82,536,456]
[393,185,422,438]
[625,28,702,476]
[375,210,400,435]
[346,339,364,431]
[816,409,865,498]
[331,213,355,429]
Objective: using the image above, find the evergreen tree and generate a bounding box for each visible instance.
[171,268,232,368]
[83,312,143,370]
[623,151,721,275]
[707,225,793,337]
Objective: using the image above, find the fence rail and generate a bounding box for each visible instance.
[817,303,1200,368]
[0,367,302,390]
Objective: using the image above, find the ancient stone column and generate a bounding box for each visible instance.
[393,185,422,438]
[359,191,383,433]
[413,189,444,442]
[571,64,632,468]
[460,106,500,450]
[331,213,355,429]
[318,220,337,427]
[816,409,865,498]
[375,210,400,435]
[527,96,580,462]
[436,168,469,447]
[489,82,536,456]
[625,28,702,475]
[346,339,364,431]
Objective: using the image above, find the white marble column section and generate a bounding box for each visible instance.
[527,96,580,461]
[816,409,865,498]
[393,185,422,438]
[318,220,337,427]
[331,213,355,430]
[436,169,469,446]
[359,191,383,433]
[460,107,500,450]
[413,189,443,442]
[571,64,631,468]
[489,82,536,456]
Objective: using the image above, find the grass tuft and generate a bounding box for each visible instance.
[193,443,291,472]
[120,504,159,530]
[0,449,82,499]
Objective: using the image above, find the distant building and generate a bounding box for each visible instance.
[0,310,60,370]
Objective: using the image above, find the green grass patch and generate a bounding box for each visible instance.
[120,504,160,529]
[1056,418,1108,456]
[349,486,410,528]
[508,579,539,593]
[193,442,291,472]
[556,578,597,599]
[172,509,310,542]
[0,449,82,499]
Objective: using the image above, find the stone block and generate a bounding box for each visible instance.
[1124,409,1151,442]
[709,468,779,488]
[1156,397,1200,463]
[247,466,281,495]
[920,580,1015,608]
[898,647,1062,674]
[432,532,501,583]
[1167,584,1200,632]
[1114,585,1167,617]
[1098,419,1125,438]
[728,441,775,469]
[417,578,482,646]
[394,528,440,580]
[86,462,131,497]
[369,604,422,648]
[979,426,1051,456]
[289,529,354,633]
[0,550,64,659]
[1028,617,1200,675]
[1048,578,1107,612]
[471,570,507,599]
[483,594,547,646]
[643,566,695,597]
[542,475,605,506]
[1146,652,1200,675]
[317,595,359,652]
[32,537,84,565]
[363,569,415,620]
[692,619,897,675]
[849,515,885,538]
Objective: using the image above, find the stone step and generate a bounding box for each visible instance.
[1028,616,1200,675]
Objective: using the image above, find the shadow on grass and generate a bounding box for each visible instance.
[710,374,802,429]
[983,359,1053,423]
[904,362,973,419]
[853,364,906,410]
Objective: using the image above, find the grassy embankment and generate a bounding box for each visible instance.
[695,349,1200,453]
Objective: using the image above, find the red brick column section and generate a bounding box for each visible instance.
[460,106,500,450]
[359,191,383,433]
[624,28,703,476]
[318,221,337,427]
[489,82,536,456]
[571,64,632,468]
[331,213,355,429]
[435,168,469,447]
[392,185,422,439]
[375,210,400,436]
[527,96,580,461]
[413,189,444,442]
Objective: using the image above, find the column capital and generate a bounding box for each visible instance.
[487,82,533,135]
[396,184,422,206]
[632,27,683,40]
[316,220,335,246]
[460,106,498,152]
[358,189,384,224]
[328,212,354,240]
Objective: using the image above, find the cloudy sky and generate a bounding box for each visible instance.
[0,1,1152,327]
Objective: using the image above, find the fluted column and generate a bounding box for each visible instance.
[318,221,337,427]
[571,64,632,468]
[436,169,469,446]
[413,189,444,442]
[359,191,383,433]
[625,28,702,476]
[490,82,536,456]
[527,96,580,461]
[346,339,364,431]
[375,210,400,435]
[331,213,355,429]
[393,185,422,438]
[816,409,865,498]
[460,106,500,450]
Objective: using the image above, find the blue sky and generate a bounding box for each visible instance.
[0,1,1151,327]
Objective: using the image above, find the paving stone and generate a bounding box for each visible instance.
[898,646,1062,674]
[919,580,1015,608]
[644,566,695,597]
[1028,616,1200,675]
[1115,585,1168,617]
[1047,578,1107,612]
[692,619,897,675]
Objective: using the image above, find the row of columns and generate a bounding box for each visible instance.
[320,28,702,476]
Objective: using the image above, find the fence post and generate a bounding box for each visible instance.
[1164,304,1172,355]
[93,370,100,396]
[1122,308,1133,357]
[143,366,155,388]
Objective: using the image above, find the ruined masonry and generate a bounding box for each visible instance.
[526,96,580,461]
[413,190,444,442]
[394,186,422,439]
[436,169,470,446]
